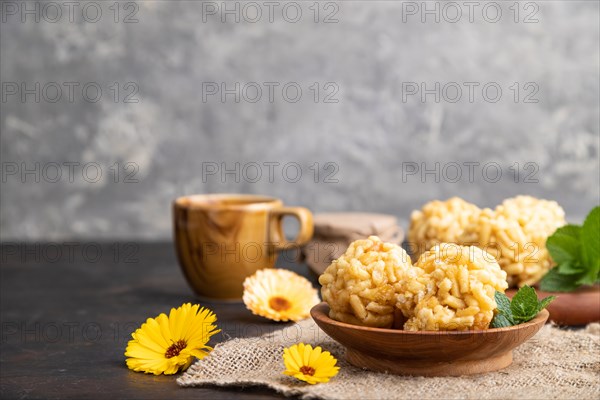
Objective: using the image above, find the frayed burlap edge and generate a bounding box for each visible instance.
[178,320,600,400]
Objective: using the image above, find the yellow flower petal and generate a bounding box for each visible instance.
[142,318,169,348]
[289,344,304,369]
[124,303,220,375]
[283,348,300,371]
[127,356,169,375]
[180,304,200,341]
[185,348,207,360]
[308,346,322,366]
[125,341,163,359]
[169,305,185,339]
[282,343,339,385]
[156,313,171,341]
[134,330,167,354]
[243,269,320,322]
[303,343,314,365]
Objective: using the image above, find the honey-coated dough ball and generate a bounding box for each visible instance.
[459,196,566,287]
[399,243,508,331]
[319,236,418,328]
[408,197,481,260]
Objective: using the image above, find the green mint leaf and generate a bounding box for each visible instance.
[510,285,539,323]
[491,288,552,327]
[546,224,581,264]
[581,206,600,271]
[558,260,585,275]
[493,291,515,326]
[537,295,556,313]
[576,267,599,286]
[494,291,512,316]
[540,268,581,292]
[490,313,513,328]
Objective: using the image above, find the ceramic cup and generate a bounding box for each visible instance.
[173,194,314,300]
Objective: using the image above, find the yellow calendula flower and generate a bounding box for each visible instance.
[124,303,220,375]
[243,269,320,322]
[283,343,340,384]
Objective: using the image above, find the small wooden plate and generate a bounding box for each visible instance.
[311,303,548,377]
[507,285,600,326]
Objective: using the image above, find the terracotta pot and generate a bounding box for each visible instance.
[507,285,600,326]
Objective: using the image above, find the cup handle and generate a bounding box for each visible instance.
[269,207,314,251]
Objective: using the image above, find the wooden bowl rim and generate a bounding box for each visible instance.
[311,302,549,336]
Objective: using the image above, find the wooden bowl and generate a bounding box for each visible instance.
[507,285,600,326]
[311,303,548,377]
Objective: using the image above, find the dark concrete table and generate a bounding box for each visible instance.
[1,242,313,399]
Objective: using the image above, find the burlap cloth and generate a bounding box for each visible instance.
[178,319,600,399]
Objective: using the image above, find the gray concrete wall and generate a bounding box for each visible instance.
[1,1,598,240]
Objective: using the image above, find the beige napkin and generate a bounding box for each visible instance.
[302,213,404,276]
[178,319,600,400]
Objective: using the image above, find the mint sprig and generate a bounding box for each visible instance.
[540,206,600,292]
[490,286,555,328]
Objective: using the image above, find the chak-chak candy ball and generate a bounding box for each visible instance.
[401,243,508,331]
[319,236,418,328]
[408,197,481,260]
[459,196,565,287]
